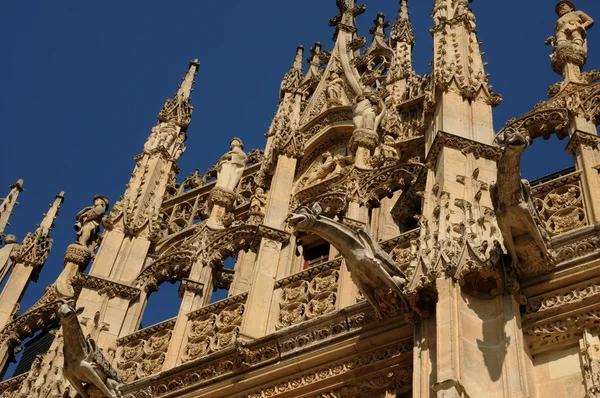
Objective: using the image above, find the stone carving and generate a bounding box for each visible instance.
[182,293,248,363]
[288,203,409,318]
[74,195,110,251]
[491,127,554,277]
[301,152,337,188]
[216,138,247,192]
[0,234,19,283]
[326,72,344,107]
[432,0,448,26]
[352,89,385,132]
[58,299,123,398]
[276,260,340,330]
[546,1,595,78]
[116,319,175,382]
[241,340,412,398]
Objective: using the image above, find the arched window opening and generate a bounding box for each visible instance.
[141,281,180,329]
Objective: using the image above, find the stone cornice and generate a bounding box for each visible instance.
[426,131,503,165]
[119,301,413,398]
[116,317,177,346]
[186,292,248,320]
[379,228,420,253]
[177,278,204,298]
[566,130,600,154]
[531,169,582,197]
[76,274,141,301]
[274,258,343,289]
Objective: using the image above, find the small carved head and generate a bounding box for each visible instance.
[57,299,84,322]
[93,195,110,210]
[556,0,575,16]
[494,127,531,152]
[287,203,322,232]
[3,234,17,244]
[230,138,244,150]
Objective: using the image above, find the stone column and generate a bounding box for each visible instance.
[0,179,23,239]
[240,155,296,339]
[566,130,600,225]
[162,259,207,369]
[0,192,64,330]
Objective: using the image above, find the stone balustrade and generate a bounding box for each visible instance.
[274,258,342,330]
[182,292,249,363]
[532,170,587,236]
[115,317,177,382]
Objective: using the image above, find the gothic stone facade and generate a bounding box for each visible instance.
[1,1,600,397]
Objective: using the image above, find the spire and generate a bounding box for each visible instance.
[13,191,64,270]
[176,59,200,100]
[388,0,415,84]
[37,191,65,236]
[370,13,390,39]
[280,46,305,98]
[0,179,24,240]
[391,0,415,47]
[158,59,200,130]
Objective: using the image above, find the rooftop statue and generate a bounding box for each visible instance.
[554,0,594,53]
[546,0,595,78]
[215,138,247,192]
[74,195,110,251]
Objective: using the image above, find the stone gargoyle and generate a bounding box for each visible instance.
[287,203,409,319]
[58,299,123,398]
[491,127,554,277]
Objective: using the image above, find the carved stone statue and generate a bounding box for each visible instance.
[215,138,248,192]
[74,196,110,251]
[58,299,123,398]
[287,203,409,319]
[554,1,594,52]
[432,0,448,25]
[352,89,385,132]
[249,187,267,214]
[381,135,399,163]
[0,234,19,284]
[455,0,469,17]
[491,128,554,277]
[326,72,344,106]
[302,152,336,187]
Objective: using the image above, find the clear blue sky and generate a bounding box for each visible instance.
[0,0,599,333]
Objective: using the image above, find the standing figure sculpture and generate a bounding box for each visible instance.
[74,196,110,251]
[326,72,344,105]
[554,1,594,52]
[215,138,248,192]
[352,89,385,132]
[432,0,448,25]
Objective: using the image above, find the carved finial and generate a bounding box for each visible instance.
[391,0,415,46]
[0,179,24,241]
[280,46,305,98]
[176,59,200,100]
[329,0,366,41]
[370,13,390,38]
